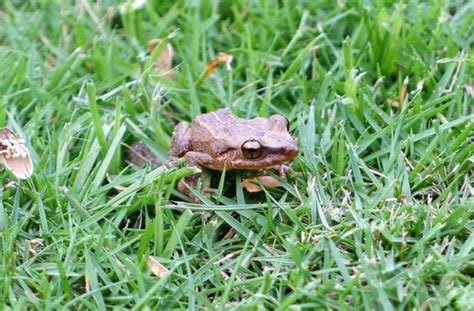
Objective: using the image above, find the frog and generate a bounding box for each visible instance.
[169,108,299,202]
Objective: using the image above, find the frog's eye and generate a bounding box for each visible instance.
[241,140,263,159]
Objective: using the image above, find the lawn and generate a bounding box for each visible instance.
[0,0,473,309]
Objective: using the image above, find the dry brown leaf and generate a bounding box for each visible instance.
[127,141,161,168]
[106,175,127,192]
[241,179,263,192]
[1,181,20,191]
[45,54,56,70]
[196,52,233,85]
[399,76,409,108]
[388,77,409,109]
[28,238,44,258]
[148,39,174,79]
[84,274,90,293]
[223,228,236,240]
[241,175,282,193]
[397,193,408,202]
[0,128,34,179]
[147,256,169,277]
[387,98,400,108]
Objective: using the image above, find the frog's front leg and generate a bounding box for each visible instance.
[177,151,214,203]
[277,163,299,179]
[170,122,192,157]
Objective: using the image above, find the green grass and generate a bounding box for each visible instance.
[0,0,473,309]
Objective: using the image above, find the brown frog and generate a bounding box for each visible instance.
[169,108,298,201]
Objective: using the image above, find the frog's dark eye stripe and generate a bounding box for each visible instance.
[241,140,263,159]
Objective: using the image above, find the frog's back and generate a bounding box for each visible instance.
[190,109,268,155]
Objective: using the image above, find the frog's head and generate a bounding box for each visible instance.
[225,114,299,170]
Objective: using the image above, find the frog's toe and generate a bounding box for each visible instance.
[277,163,299,179]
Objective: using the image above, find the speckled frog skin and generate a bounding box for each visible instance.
[170,108,299,171]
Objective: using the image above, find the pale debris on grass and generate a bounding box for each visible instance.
[0,127,34,179]
[388,76,409,109]
[148,39,175,79]
[28,238,44,258]
[147,256,169,277]
[196,52,233,85]
[241,175,282,193]
[85,274,90,292]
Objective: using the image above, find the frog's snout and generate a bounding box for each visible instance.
[288,143,299,158]
[285,138,299,159]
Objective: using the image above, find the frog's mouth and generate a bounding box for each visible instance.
[234,146,299,170]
